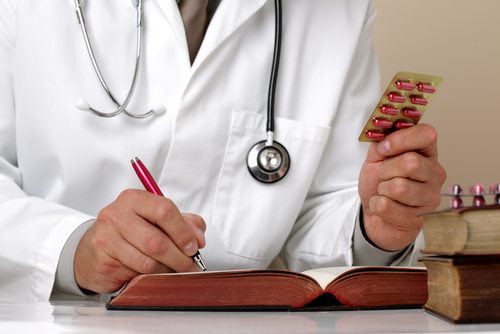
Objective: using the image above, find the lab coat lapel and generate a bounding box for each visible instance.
[193,0,268,68]
[153,0,190,61]
[154,0,269,70]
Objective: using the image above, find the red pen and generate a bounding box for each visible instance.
[131,157,207,271]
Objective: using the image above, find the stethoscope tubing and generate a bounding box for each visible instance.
[75,0,290,183]
[266,0,282,142]
[75,0,155,118]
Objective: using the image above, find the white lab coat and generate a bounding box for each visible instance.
[0,0,381,301]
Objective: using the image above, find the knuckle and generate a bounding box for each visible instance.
[89,232,109,251]
[119,188,139,201]
[96,205,123,229]
[401,152,420,175]
[96,206,115,224]
[143,232,168,256]
[391,178,409,198]
[153,199,176,220]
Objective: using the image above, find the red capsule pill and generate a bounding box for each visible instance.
[473,196,486,207]
[470,184,485,195]
[410,95,428,105]
[417,82,436,93]
[470,184,486,207]
[365,130,385,141]
[451,196,463,209]
[394,120,414,129]
[401,107,421,119]
[490,183,500,204]
[379,104,399,116]
[447,184,463,196]
[395,80,415,91]
[372,117,393,129]
[490,183,500,195]
[387,92,406,103]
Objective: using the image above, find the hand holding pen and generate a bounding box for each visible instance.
[74,159,207,294]
[131,157,207,271]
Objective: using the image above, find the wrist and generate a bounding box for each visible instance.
[361,207,416,252]
[359,206,386,251]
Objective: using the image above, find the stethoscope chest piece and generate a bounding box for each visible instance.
[247,140,290,183]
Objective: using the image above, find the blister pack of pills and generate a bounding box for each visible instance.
[358,71,443,142]
[444,183,500,209]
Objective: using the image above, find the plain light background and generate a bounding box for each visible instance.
[372,0,500,208]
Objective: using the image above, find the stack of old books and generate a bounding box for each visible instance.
[421,204,500,323]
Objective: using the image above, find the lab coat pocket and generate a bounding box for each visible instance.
[213,110,330,261]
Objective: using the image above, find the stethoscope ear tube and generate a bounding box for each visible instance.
[75,0,163,118]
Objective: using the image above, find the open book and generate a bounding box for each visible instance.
[107,266,427,311]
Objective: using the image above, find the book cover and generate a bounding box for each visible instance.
[422,205,500,255]
[421,255,500,323]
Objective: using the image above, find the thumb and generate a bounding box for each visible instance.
[365,142,386,163]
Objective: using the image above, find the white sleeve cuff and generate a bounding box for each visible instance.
[52,219,95,297]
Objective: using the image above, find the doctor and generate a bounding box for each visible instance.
[0,0,445,301]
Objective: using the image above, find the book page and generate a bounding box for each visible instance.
[301,267,353,290]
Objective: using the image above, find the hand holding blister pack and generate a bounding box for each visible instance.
[358,72,443,142]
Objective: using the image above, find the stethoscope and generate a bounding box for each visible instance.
[74,0,290,183]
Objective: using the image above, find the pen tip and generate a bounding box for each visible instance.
[192,251,208,272]
[131,157,140,164]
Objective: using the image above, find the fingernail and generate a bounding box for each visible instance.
[377,140,391,155]
[183,241,197,255]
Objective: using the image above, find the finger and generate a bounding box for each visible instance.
[120,216,199,273]
[368,195,424,232]
[376,123,438,158]
[378,151,438,182]
[118,190,200,257]
[377,177,441,209]
[363,199,423,252]
[111,233,173,275]
[182,213,206,248]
